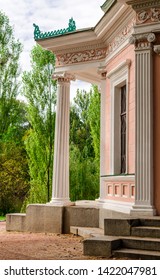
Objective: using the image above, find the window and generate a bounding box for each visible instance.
[107,59,130,175]
[121,85,126,173]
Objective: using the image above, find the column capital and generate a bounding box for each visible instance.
[129,32,156,50]
[154,44,160,54]
[52,71,75,83]
[97,66,107,80]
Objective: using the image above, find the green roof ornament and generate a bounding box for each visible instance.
[33,18,76,40]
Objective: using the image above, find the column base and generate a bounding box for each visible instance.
[48,198,75,206]
[130,204,156,216]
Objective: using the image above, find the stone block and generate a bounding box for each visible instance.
[26,204,63,233]
[6,214,26,232]
[99,208,130,229]
[63,206,99,233]
[104,218,139,236]
[83,236,121,257]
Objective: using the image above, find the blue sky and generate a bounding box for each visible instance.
[1,0,104,96]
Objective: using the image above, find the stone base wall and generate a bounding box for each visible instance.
[6,204,99,234]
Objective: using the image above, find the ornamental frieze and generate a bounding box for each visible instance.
[106,19,135,56]
[137,8,160,24]
[56,49,107,66]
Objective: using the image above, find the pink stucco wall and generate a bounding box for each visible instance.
[105,44,135,175]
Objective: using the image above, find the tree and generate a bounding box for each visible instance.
[70,86,100,201]
[0,142,29,215]
[22,45,57,208]
[0,11,29,214]
[0,11,22,140]
[88,85,100,162]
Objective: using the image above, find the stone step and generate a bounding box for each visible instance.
[140,218,160,227]
[83,235,160,258]
[122,236,160,251]
[113,248,160,260]
[104,218,140,236]
[83,236,121,257]
[70,226,104,238]
[131,226,160,238]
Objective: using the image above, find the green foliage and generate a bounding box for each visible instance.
[22,45,57,209]
[88,85,100,161]
[0,11,22,140]
[0,142,29,215]
[0,12,101,214]
[0,11,29,215]
[70,86,100,201]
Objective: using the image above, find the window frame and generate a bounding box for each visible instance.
[107,59,131,175]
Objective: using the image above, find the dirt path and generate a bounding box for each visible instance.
[0,222,108,260]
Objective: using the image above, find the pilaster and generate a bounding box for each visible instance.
[127,0,160,215]
[50,72,75,206]
[97,67,107,201]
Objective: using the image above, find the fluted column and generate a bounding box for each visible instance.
[97,67,107,201]
[130,34,156,215]
[50,72,75,205]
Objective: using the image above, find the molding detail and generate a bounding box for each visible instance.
[128,0,160,10]
[154,44,160,54]
[106,18,136,56]
[33,18,76,40]
[55,20,135,66]
[137,8,160,23]
[56,48,107,66]
[107,59,131,78]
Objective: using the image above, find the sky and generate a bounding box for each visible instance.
[0,0,104,97]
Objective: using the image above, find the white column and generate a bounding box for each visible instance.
[97,68,107,201]
[131,37,156,215]
[50,72,75,205]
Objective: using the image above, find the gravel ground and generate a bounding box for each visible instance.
[0,221,110,260]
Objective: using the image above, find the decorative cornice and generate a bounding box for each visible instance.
[106,18,135,56]
[33,18,76,40]
[55,19,135,67]
[56,48,107,66]
[52,72,75,83]
[127,0,160,10]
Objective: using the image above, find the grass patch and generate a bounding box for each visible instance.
[0,216,5,221]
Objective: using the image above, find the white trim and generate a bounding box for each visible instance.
[101,175,135,182]
[107,60,131,175]
[107,59,131,79]
[97,198,134,214]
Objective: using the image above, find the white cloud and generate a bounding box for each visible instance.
[1,0,104,93]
